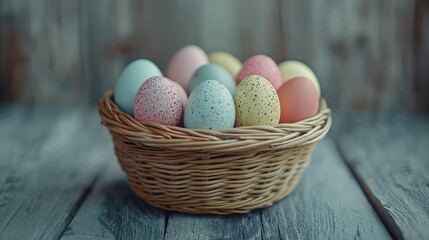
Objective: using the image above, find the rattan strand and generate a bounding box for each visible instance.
[98,90,331,214]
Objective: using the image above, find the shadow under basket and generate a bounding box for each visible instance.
[98,90,332,215]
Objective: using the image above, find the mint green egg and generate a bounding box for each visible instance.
[114,59,162,115]
[185,80,235,130]
[188,64,236,95]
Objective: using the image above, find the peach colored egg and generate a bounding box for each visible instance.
[166,45,209,92]
[277,77,319,123]
[236,55,282,90]
[134,76,183,126]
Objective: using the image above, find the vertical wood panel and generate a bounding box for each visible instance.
[414,0,429,112]
[280,0,416,110]
[0,0,426,111]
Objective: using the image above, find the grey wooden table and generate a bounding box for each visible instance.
[0,106,428,240]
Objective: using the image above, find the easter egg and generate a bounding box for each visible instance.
[277,77,319,123]
[189,64,237,95]
[172,81,188,106]
[236,55,282,90]
[208,51,242,77]
[134,76,183,126]
[114,59,162,115]
[166,45,208,92]
[185,80,235,130]
[234,75,280,127]
[278,60,320,95]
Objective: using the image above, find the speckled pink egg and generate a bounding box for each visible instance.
[134,76,183,126]
[172,81,188,106]
[236,55,282,90]
[166,45,209,92]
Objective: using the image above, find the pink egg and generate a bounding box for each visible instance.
[166,45,209,92]
[277,77,319,123]
[236,55,282,90]
[134,76,183,126]
[172,81,187,127]
[172,81,188,106]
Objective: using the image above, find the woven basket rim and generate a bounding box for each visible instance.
[98,90,332,152]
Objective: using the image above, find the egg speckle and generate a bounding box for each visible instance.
[234,75,280,127]
[185,80,235,130]
[236,55,282,90]
[134,76,183,126]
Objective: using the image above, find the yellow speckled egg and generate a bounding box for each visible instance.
[234,75,280,127]
[278,60,320,95]
[208,51,242,78]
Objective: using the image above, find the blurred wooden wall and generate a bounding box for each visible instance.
[0,0,428,111]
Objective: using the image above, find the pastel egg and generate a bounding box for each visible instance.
[114,59,162,115]
[236,55,282,90]
[134,76,183,126]
[234,75,281,127]
[189,64,237,95]
[277,77,319,123]
[278,60,320,95]
[172,81,188,106]
[166,45,209,92]
[185,80,235,130]
[208,51,242,77]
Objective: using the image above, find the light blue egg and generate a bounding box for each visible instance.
[185,80,235,130]
[114,59,162,115]
[188,64,237,96]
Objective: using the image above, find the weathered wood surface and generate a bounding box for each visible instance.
[335,112,429,239]
[0,108,111,239]
[1,0,427,112]
[2,106,429,239]
[62,160,166,240]
[259,139,390,239]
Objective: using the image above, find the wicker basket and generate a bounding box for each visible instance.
[98,90,331,214]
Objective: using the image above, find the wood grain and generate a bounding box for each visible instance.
[413,0,429,112]
[1,0,426,111]
[281,0,416,111]
[335,112,429,239]
[0,108,110,239]
[62,159,166,240]
[259,139,390,239]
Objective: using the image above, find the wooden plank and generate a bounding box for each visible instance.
[259,138,390,239]
[280,0,416,111]
[336,112,429,239]
[163,137,389,239]
[0,107,110,239]
[164,212,263,240]
[414,0,429,112]
[62,157,166,240]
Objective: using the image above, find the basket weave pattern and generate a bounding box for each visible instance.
[98,91,331,214]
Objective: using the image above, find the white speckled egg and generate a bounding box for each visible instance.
[134,76,183,126]
[185,80,235,130]
[114,59,162,115]
[234,75,281,127]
